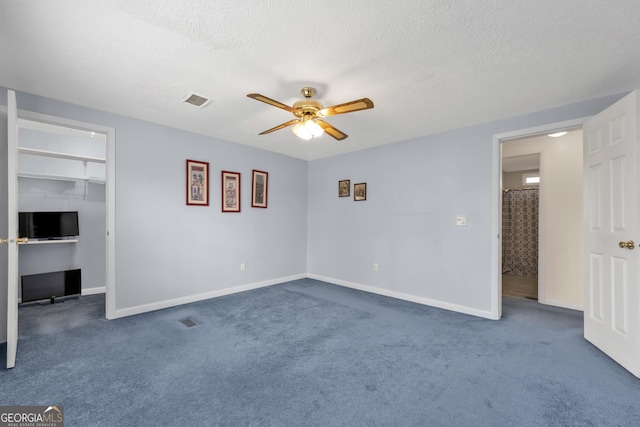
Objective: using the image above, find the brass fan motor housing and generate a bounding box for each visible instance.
[293,87,324,119]
[292,99,324,119]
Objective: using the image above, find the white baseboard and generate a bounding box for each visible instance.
[16,275,510,321]
[82,286,106,296]
[541,298,584,312]
[110,273,306,319]
[17,286,106,303]
[307,274,497,320]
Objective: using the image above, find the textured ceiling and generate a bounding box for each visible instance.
[2,1,640,160]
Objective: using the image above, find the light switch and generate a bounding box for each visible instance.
[456,216,467,226]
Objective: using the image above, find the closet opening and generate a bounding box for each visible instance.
[17,120,107,306]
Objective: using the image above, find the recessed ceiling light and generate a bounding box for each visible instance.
[548,131,568,138]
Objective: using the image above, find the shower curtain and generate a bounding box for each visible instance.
[502,188,539,278]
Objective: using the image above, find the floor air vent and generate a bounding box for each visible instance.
[179,317,199,328]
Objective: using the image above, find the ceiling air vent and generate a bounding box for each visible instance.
[182,93,211,108]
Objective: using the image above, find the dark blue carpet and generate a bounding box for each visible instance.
[1,279,639,426]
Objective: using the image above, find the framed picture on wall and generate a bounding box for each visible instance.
[251,170,269,208]
[186,159,209,206]
[221,171,241,212]
[339,179,350,197]
[354,182,367,201]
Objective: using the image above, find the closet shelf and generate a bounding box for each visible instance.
[18,147,105,163]
[25,239,79,245]
[18,147,106,185]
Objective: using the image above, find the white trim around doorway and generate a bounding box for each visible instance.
[491,117,589,320]
[16,109,116,320]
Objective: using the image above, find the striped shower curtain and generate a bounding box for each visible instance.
[502,188,539,278]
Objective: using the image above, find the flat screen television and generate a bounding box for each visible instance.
[19,211,79,239]
[21,269,81,304]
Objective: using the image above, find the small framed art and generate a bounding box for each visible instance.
[339,180,350,197]
[221,171,241,212]
[186,159,209,206]
[354,182,367,201]
[252,169,269,208]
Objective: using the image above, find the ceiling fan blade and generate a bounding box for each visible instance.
[319,98,374,117]
[247,93,296,113]
[258,119,299,135]
[317,120,348,141]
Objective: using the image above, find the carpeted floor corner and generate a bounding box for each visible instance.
[1,278,639,426]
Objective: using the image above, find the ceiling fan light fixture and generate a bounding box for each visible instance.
[291,119,324,140]
[247,87,373,141]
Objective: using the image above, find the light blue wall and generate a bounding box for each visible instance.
[108,115,308,309]
[307,93,626,315]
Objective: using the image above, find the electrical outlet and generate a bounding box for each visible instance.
[373,263,379,272]
[240,263,246,272]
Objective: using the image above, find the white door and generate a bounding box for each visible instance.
[584,91,640,377]
[6,90,19,369]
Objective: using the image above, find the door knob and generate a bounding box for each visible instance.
[619,240,635,250]
[16,237,29,244]
[0,238,7,244]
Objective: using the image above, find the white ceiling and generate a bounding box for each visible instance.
[2,1,640,161]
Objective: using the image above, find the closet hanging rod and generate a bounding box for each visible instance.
[17,171,106,184]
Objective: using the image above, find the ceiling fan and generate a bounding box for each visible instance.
[247,87,374,141]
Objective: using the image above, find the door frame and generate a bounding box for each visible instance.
[491,117,587,319]
[6,90,18,368]
[15,109,116,319]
